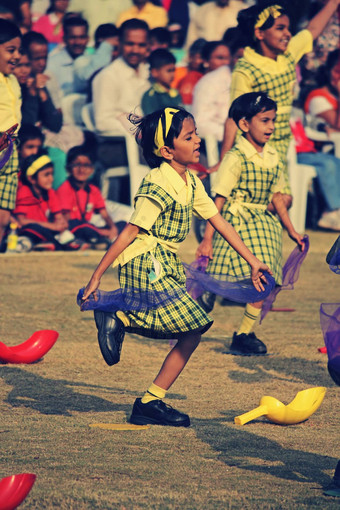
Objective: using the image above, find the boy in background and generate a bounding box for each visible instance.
[141,49,182,115]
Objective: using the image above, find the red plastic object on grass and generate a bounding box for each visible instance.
[0,330,59,364]
[0,473,36,510]
[318,346,327,354]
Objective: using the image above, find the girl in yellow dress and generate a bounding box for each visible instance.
[81,107,271,427]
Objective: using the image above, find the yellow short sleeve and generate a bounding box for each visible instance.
[287,29,313,64]
[129,196,162,231]
[211,153,242,198]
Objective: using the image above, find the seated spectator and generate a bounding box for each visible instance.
[300,0,340,89]
[92,18,150,136]
[0,3,18,24]
[74,23,119,96]
[46,14,89,95]
[192,34,245,141]
[14,45,63,133]
[173,38,205,108]
[185,0,247,50]
[0,0,31,30]
[13,151,72,252]
[21,30,84,154]
[141,49,182,115]
[304,49,340,157]
[149,26,170,52]
[116,0,168,30]
[57,145,122,247]
[66,0,133,40]
[32,0,70,46]
[18,124,45,169]
[291,118,340,231]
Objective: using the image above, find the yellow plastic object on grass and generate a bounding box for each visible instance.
[234,387,326,426]
[90,423,150,431]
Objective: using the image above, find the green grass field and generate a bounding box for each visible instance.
[0,229,339,509]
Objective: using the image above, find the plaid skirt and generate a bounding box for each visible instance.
[0,144,19,210]
[208,209,283,285]
[119,244,213,339]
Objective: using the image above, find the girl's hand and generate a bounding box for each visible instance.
[251,261,272,292]
[82,276,101,302]
[196,238,213,260]
[0,124,18,151]
[289,230,305,251]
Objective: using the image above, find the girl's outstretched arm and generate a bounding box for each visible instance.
[271,192,305,250]
[208,213,272,292]
[196,195,226,259]
[307,0,340,40]
[82,223,140,300]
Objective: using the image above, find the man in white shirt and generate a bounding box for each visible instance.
[92,18,150,136]
[185,0,247,49]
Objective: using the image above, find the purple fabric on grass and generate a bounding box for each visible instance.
[0,138,13,170]
[259,235,309,324]
[183,257,275,303]
[320,303,340,386]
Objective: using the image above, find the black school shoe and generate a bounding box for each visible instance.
[94,310,125,366]
[197,291,216,313]
[129,398,190,427]
[229,331,267,356]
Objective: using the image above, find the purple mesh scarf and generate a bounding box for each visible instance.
[320,303,340,386]
[259,235,309,323]
[326,235,340,275]
[183,257,275,303]
[77,287,188,312]
[0,137,13,170]
[78,259,275,312]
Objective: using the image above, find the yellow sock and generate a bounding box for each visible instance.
[237,304,261,335]
[141,382,166,404]
[116,311,130,327]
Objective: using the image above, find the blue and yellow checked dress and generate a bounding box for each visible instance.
[0,72,21,210]
[207,136,285,285]
[115,162,218,339]
[230,30,313,193]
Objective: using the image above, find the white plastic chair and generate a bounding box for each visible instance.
[81,104,148,204]
[61,93,87,126]
[287,140,317,234]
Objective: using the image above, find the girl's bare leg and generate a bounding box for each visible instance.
[153,332,201,390]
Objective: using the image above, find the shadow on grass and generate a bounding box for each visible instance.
[0,366,131,416]
[194,417,337,485]
[224,355,333,386]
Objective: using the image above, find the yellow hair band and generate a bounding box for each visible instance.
[254,5,282,29]
[26,155,53,177]
[153,107,180,157]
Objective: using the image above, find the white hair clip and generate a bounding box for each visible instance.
[255,95,262,105]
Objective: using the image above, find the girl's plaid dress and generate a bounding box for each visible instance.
[231,31,314,194]
[207,137,284,285]
[118,170,214,339]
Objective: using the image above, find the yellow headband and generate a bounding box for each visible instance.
[153,107,180,157]
[26,155,53,177]
[254,5,282,29]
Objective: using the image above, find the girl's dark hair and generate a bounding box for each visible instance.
[66,144,95,168]
[201,41,229,62]
[129,108,194,169]
[237,1,288,48]
[0,19,22,45]
[19,124,45,146]
[229,92,277,126]
[316,49,340,88]
[21,149,52,186]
